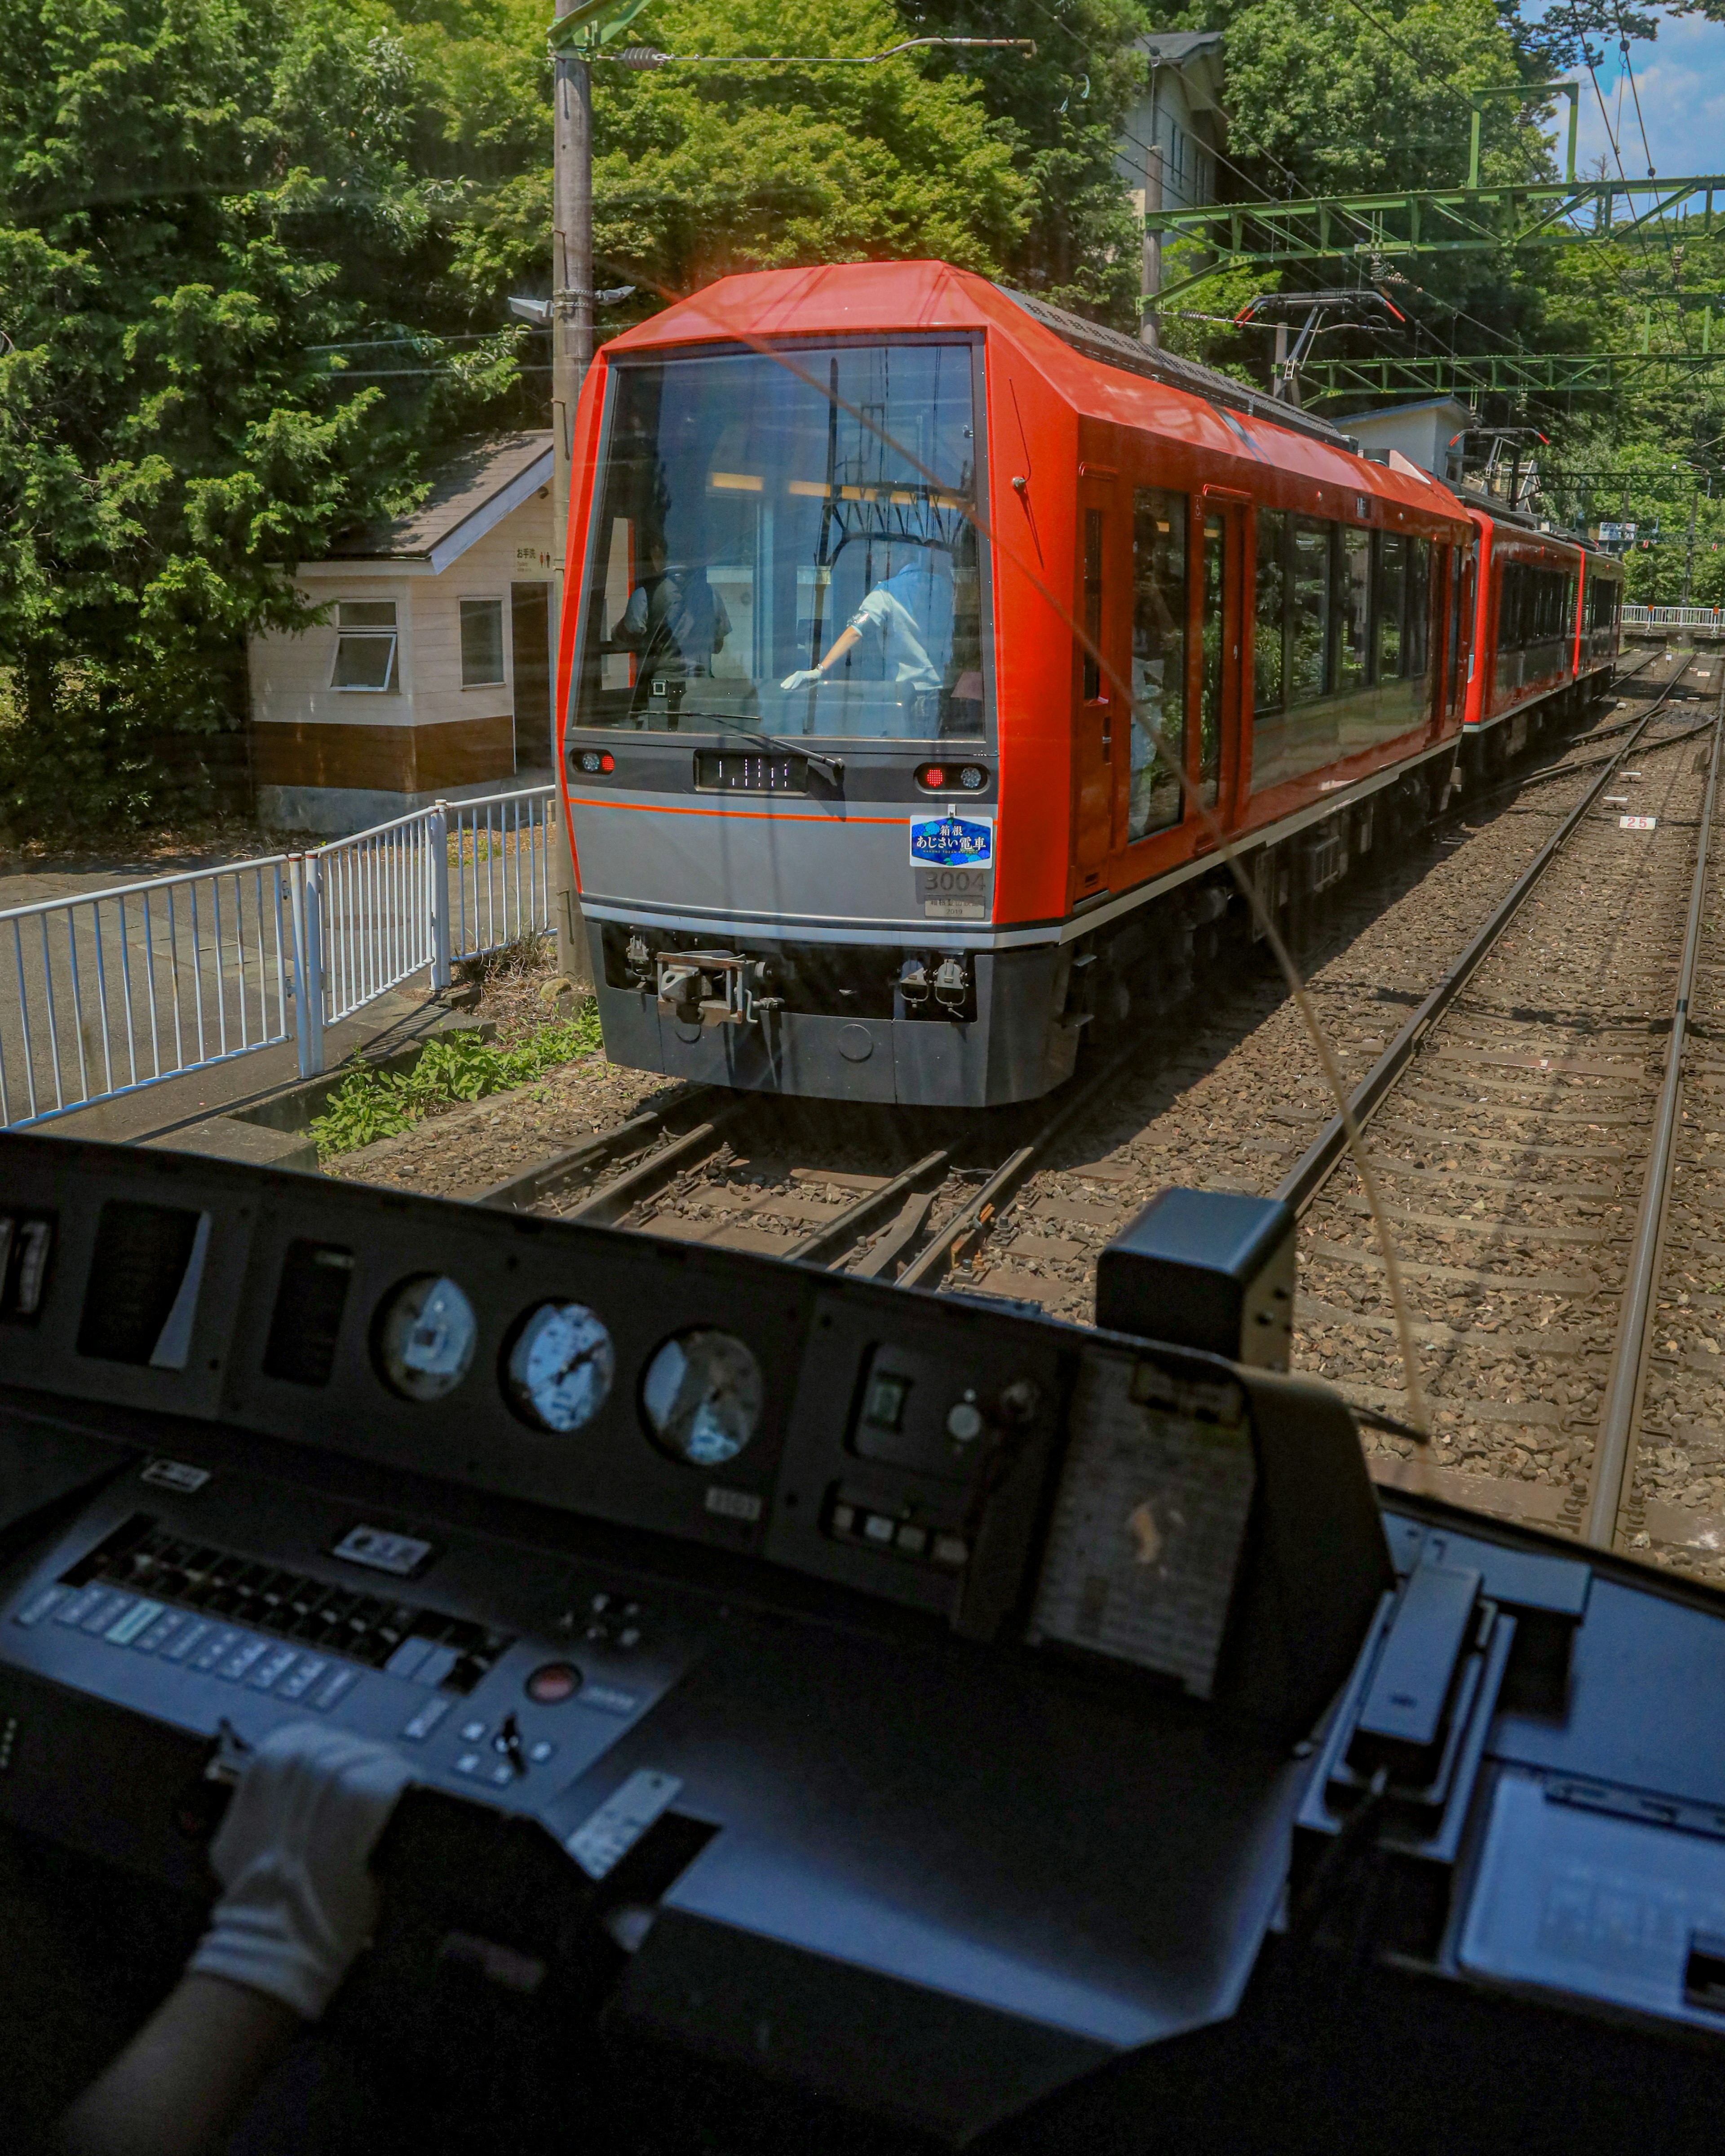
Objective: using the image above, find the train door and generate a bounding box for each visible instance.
[1073,473,1124,896]
[1196,492,1247,829]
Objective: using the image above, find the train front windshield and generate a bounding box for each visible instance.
[573,343,986,742]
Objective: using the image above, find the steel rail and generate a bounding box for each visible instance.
[1584,674,1725,1549]
[473,1087,714,1211]
[783,1149,950,1267]
[1277,656,1697,1218]
[565,1102,749,1227]
[897,1025,1162,1293]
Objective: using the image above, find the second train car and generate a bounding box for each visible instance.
[555,260,1616,1106]
[1457,495,1623,768]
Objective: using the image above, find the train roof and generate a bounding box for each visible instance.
[996,288,1348,450]
[601,261,1468,529]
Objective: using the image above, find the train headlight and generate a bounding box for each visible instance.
[575,749,615,775]
[958,765,986,791]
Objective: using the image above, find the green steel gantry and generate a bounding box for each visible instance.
[1304,346,1725,399]
[1144,173,1725,313]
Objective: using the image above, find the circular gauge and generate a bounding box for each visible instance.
[641,1328,764,1468]
[375,1275,478,1402]
[503,1300,615,1433]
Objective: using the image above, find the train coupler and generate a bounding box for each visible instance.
[654,950,776,1026]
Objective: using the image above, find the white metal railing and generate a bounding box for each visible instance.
[0,856,294,1129]
[1621,604,1725,630]
[0,783,557,1128]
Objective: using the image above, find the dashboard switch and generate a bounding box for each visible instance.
[525,1661,582,1705]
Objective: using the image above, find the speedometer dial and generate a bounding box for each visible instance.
[504,1300,615,1433]
[641,1329,763,1467]
[375,1275,477,1402]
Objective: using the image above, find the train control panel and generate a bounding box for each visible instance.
[4,1131,1725,2152]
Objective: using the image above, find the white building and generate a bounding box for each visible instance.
[1116,31,1226,218]
[248,433,555,834]
[1333,398,1473,484]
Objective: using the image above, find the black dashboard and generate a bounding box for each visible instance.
[4,1131,1725,2153]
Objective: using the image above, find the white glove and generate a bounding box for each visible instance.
[779,667,821,690]
[188,1722,412,2021]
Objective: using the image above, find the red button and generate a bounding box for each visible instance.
[525,1661,582,1705]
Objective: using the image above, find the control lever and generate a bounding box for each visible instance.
[495,1711,527,1779]
[175,1717,252,1843]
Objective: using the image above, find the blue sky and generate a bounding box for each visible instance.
[1565,14,1725,180]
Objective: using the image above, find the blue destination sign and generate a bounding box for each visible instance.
[909,813,994,868]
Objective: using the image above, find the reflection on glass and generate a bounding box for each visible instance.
[1407,536,1431,680]
[505,1301,615,1433]
[1130,487,1187,841]
[641,1328,764,1467]
[1289,518,1330,703]
[376,1275,477,1402]
[1254,507,1286,719]
[574,345,985,742]
[1199,515,1224,809]
[1336,526,1371,693]
[1376,532,1406,680]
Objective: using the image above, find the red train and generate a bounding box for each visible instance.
[555,261,1621,1107]
[1460,502,1623,761]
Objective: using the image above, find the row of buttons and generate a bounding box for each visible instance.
[829,1505,968,1568]
[67,1516,512,1694]
[16,1583,359,1711]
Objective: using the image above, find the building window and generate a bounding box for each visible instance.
[331,601,398,692]
[460,598,507,687]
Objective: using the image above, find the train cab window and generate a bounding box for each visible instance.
[1082,510,1104,703]
[571,342,987,743]
[1288,517,1331,703]
[1129,487,1187,840]
[1253,508,1287,718]
[1335,526,1371,694]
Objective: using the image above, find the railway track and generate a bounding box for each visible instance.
[466,661,1694,1348]
[1283,649,1725,1558]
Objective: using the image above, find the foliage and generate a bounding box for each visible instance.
[309,1002,604,1160]
[897,0,1149,321]
[0,0,527,835]
[0,0,1035,839]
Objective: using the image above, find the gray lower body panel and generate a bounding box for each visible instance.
[591,934,1080,1107]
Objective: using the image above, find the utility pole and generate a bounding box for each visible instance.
[1141,64,1163,350]
[549,0,595,988]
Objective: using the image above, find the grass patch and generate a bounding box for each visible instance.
[311,1000,603,1161]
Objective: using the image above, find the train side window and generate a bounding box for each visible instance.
[1335,526,1371,693]
[1254,508,1287,719]
[1199,514,1225,808]
[1407,536,1431,680]
[1129,487,1187,841]
[1082,509,1104,703]
[1376,533,1406,681]
[1287,517,1330,704]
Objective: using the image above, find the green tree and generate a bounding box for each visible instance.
[0,0,1035,836]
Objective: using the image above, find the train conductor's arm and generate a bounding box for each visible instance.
[60,1725,409,2156]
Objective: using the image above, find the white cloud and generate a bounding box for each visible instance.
[1566,17,1725,181]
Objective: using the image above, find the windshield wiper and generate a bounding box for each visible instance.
[674,710,845,787]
